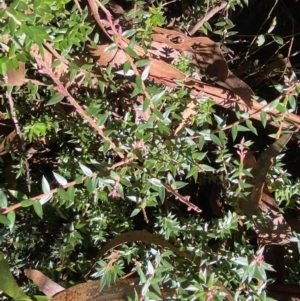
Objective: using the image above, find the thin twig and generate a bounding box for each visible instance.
[282,17,294,78]
[43,42,98,86]
[73,0,83,13]
[86,0,113,41]
[6,91,31,192]
[245,0,278,59]
[162,0,178,7]
[188,1,228,36]
[87,0,153,107]
[142,207,149,223]
[0,158,133,214]
[34,53,124,159]
[130,162,202,213]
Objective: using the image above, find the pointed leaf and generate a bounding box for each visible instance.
[0,190,8,208]
[33,201,43,219]
[42,176,50,193]
[79,163,93,176]
[53,172,68,186]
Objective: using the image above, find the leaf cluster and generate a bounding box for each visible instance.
[0,0,300,301]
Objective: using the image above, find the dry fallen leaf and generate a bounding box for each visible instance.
[88,26,254,108]
[108,0,125,15]
[87,44,127,68]
[215,71,254,108]
[152,27,228,82]
[6,61,26,86]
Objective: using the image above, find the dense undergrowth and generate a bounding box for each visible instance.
[0,0,300,300]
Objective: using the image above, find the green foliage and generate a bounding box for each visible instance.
[0,253,31,301]
[0,0,300,300]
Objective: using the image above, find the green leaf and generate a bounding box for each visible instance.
[42,176,50,193]
[136,75,142,90]
[7,211,15,231]
[51,59,61,69]
[117,184,124,199]
[237,125,250,132]
[53,172,68,186]
[148,178,163,187]
[276,102,288,113]
[147,291,161,299]
[141,64,151,81]
[233,257,248,266]
[8,18,16,33]
[79,163,93,176]
[288,95,296,111]
[7,211,16,225]
[260,110,267,128]
[231,124,238,141]
[141,281,151,296]
[272,35,283,45]
[186,165,198,179]
[130,208,141,217]
[123,60,131,75]
[9,190,28,201]
[0,62,7,76]
[0,252,32,300]
[104,43,117,52]
[246,265,255,282]
[210,134,222,147]
[253,265,267,281]
[102,141,111,153]
[69,68,78,83]
[0,215,10,226]
[57,188,70,201]
[40,194,53,205]
[136,59,151,67]
[157,186,165,203]
[30,296,50,301]
[21,24,49,45]
[151,90,165,102]
[269,98,283,110]
[174,181,188,189]
[143,98,150,112]
[153,108,163,120]
[33,201,43,218]
[46,93,64,105]
[0,190,8,208]
[198,135,205,150]
[98,80,105,94]
[219,130,227,146]
[120,178,132,187]
[20,199,35,207]
[157,120,170,134]
[98,112,109,126]
[67,186,75,203]
[201,164,215,172]
[8,43,16,58]
[122,29,136,38]
[256,34,265,46]
[267,17,276,33]
[124,47,139,59]
[245,120,257,135]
